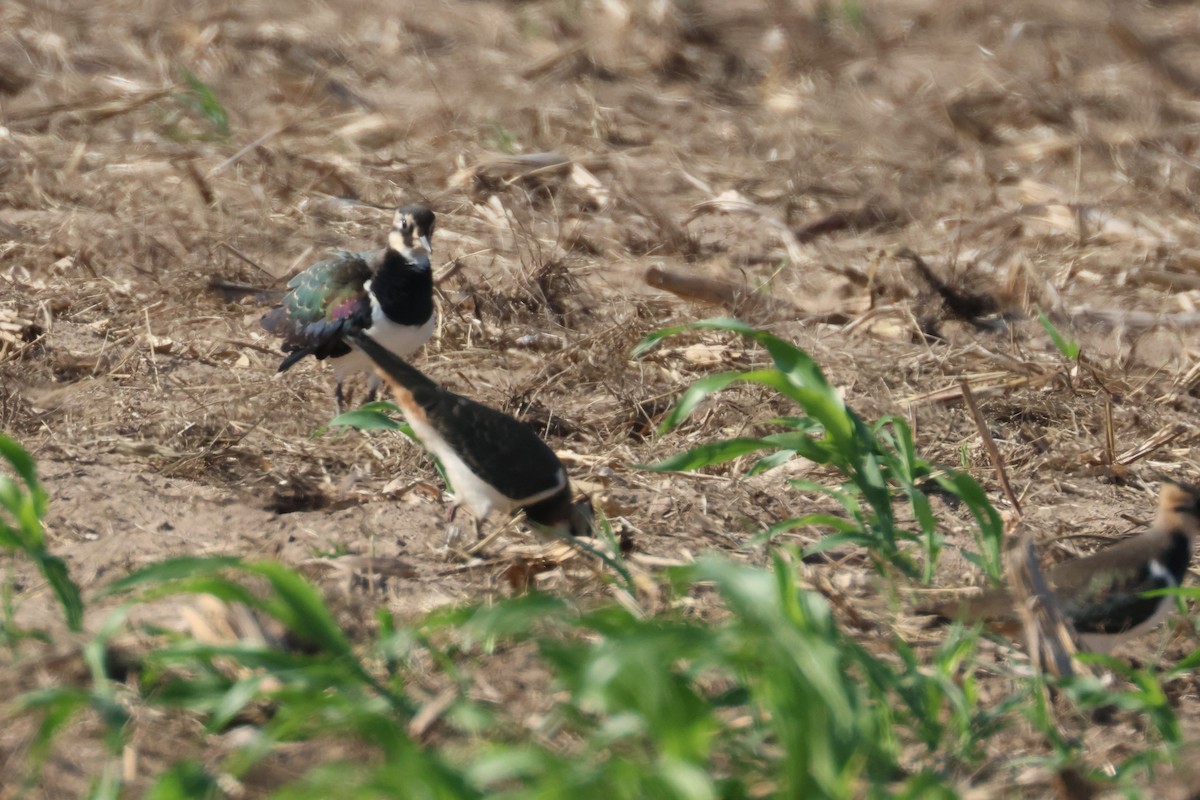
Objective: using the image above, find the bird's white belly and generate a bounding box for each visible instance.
[406,415,512,518]
[332,310,435,379]
[404,414,566,519]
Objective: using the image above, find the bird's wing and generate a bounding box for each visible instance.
[1046,528,1189,635]
[262,251,374,367]
[427,393,567,504]
[1046,530,1169,594]
[347,331,569,504]
[1059,560,1174,635]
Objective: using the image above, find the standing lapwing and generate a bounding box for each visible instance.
[344,330,593,543]
[262,206,437,410]
[918,481,1200,653]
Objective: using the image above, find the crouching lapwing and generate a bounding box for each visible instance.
[262,206,437,410]
[918,481,1200,654]
[344,330,594,543]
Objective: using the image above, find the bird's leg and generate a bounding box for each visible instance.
[365,373,382,405]
[442,501,467,551]
[335,379,348,414]
[445,501,485,542]
[446,503,487,542]
[443,522,463,551]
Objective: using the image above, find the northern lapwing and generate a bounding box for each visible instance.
[344,330,593,543]
[918,481,1200,654]
[262,206,437,410]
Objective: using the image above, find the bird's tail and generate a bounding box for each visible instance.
[344,331,440,397]
[914,590,1019,635]
[208,278,284,305]
[914,598,968,624]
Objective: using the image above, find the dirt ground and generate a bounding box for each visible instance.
[5,0,1200,795]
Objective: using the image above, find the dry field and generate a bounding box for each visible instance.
[5,0,1200,795]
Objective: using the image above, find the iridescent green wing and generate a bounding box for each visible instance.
[1061,562,1172,635]
[262,250,374,369]
[1052,529,1190,635]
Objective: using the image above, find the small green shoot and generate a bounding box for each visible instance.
[1036,307,1080,361]
[175,66,230,139]
[0,434,84,631]
[487,121,520,154]
[328,400,412,433]
[326,399,450,490]
[635,318,1003,583]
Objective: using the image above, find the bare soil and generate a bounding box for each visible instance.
[5,0,1200,795]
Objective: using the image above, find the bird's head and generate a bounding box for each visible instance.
[566,496,595,538]
[527,494,595,541]
[388,205,436,259]
[1158,480,1200,537]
